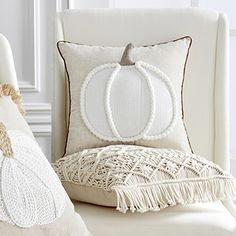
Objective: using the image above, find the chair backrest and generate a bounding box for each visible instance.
[53,8,230,170]
[0,34,18,89]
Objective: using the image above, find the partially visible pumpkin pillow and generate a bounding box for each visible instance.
[0,122,65,227]
[0,84,34,139]
[0,123,89,235]
[57,37,192,156]
[0,193,89,236]
[53,145,236,213]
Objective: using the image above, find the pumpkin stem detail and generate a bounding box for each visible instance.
[120,43,135,66]
[0,122,13,158]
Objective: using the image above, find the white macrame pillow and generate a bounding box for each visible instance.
[57,37,192,155]
[53,145,236,213]
[0,123,65,228]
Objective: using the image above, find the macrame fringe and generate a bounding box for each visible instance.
[0,84,25,115]
[113,177,236,213]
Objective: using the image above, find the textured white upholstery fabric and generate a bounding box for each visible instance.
[0,96,34,140]
[0,34,18,89]
[74,201,236,236]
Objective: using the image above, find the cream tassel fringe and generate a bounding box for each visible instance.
[113,177,236,213]
[0,84,25,115]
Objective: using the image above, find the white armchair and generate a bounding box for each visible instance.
[52,8,235,236]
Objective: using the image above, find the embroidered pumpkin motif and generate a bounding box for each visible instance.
[81,43,177,142]
[0,123,65,228]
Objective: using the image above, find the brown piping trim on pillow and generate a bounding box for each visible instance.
[181,36,192,119]
[180,36,194,153]
[0,84,25,116]
[58,36,192,48]
[184,121,193,153]
[57,42,72,157]
[57,36,194,155]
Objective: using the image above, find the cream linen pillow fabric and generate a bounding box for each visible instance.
[57,37,192,156]
[53,145,236,213]
[0,84,34,139]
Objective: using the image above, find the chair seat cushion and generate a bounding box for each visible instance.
[74,201,236,236]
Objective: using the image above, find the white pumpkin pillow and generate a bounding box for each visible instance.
[53,145,236,213]
[57,37,192,156]
[0,123,89,235]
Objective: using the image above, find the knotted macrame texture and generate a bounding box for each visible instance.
[53,145,236,213]
[0,123,65,228]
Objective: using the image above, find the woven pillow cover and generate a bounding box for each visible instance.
[53,145,236,213]
[57,37,192,156]
[0,123,88,235]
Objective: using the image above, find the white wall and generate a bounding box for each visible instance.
[0,0,235,174]
[0,0,68,161]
